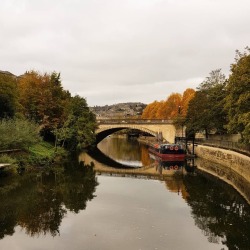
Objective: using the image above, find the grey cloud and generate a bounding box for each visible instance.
[0,0,249,105]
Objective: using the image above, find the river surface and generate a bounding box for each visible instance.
[0,136,250,250]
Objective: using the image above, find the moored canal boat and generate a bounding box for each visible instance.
[149,143,186,160]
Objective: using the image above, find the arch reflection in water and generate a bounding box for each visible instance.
[84,147,194,177]
[87,146,143,169]
[84,136,196,178]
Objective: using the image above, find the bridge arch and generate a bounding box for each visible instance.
[95,119,181,144]
[96,125,157,144]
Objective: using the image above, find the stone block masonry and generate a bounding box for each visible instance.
[193,145,250,203]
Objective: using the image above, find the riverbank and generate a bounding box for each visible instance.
[191,144,250,204]
[192,145,250,180]
[138,136,250,203]
[0,141,67,173]
[139,136,250,181]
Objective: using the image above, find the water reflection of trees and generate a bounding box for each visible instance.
[164,176,189,200]
[183,171,250,249]
[140,145,151,166]
[0,161,98,238]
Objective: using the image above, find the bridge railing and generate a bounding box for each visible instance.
[97,118,174,124]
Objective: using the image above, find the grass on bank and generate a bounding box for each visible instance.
[0,154,17,165]
[0,141,67,171]
[26,141,67,167]
[29,141,56,158]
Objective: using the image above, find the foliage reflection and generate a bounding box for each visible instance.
[183,171,250,249]
[0,160,98,238]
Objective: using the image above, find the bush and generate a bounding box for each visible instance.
[0,154,16,164]
[0,118,41,150]
[21,141,67,167]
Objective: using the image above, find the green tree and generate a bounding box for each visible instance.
[225,47,250,143]
[186,91,210,138]
[200,69,227,134]
[0,73,18,118]
[55,95,96,151]
[186,69,227,137]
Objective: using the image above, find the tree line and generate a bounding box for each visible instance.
[0,70,96,151]
[141,88,195,119]
[142,47,250,144]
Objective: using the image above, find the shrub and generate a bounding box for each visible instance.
[0,154,16,164]
[0,118,41,150]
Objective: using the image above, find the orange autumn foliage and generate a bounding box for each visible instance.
[142,88,195,119]
[18,71,70,131]
[181,88,195,116]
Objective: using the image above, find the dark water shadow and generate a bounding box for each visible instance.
[87,146,142,169]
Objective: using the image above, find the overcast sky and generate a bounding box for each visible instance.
[0,0,249,106]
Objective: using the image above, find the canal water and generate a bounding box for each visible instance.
[0,136,250,250]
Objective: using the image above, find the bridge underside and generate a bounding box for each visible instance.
[96,127,156,144]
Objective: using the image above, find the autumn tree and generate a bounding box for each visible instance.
[165,93,182,119]
[225,47,250,143]
[141,101,160,119]
[150,101,162,118]
[180,88,195,116]
[18,71,70,137]
[142,89,195,120]
[155,101,165,118]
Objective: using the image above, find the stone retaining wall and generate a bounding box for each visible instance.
[193,145,250,203]
[194,145,250,182]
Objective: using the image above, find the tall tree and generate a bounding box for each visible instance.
[165,93,182,119]
[186,91,210,138]
[0,73,18,118]
[225,47,250,143]
[18,71,70,136]
[55,95,97,151]
[141,101,160,119]
[186,69,227,137]
[181,88,195,116]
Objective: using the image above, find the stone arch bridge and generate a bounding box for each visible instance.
[96,119,183,144]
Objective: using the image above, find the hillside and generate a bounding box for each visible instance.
[90,102,146,118]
